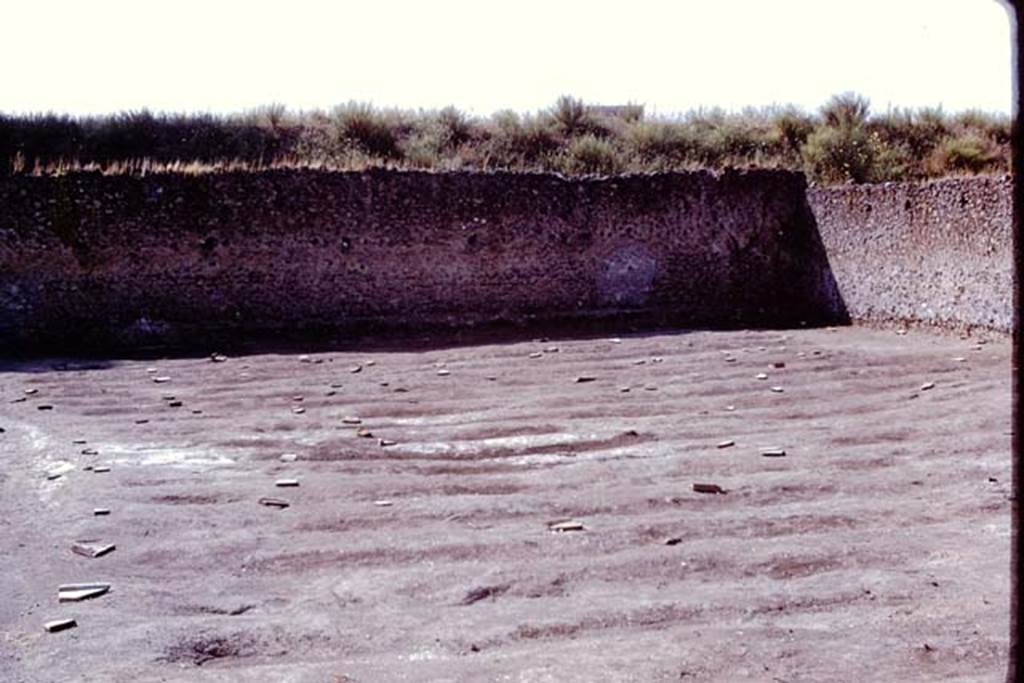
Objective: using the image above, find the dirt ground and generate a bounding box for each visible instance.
[0,325,1012,682]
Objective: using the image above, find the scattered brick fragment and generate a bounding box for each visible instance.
[71,541,116,558]
[44,619,77,633]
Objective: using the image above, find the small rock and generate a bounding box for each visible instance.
[292,395,304,402]
[134,419,149,424]
[953,357,966,362]
[349,365,363,373]
[716,440,735,449]
[356,427,373,438]
[153,376,171,383]
[330,382,344,388]
[651,357,664,363]
[342,416,362,425]
[379,439,397,447]
[619,386,631,392]
[37,405,54,411]
[920,382,935,391]
[298,355,311,363]
[644,385,658,391]
[725,357,737,363]
[373,500,393,507]
[44,618,77,633]
[93,465,111,473]
[210,353,228,363]
[693,483,726,494]
[725,405,736,411]
[191,409,202,414]
[755,373,768,380]
[633,359,647,365]
[146,368,158,374]
[365,360,376,367]
[72,439,87,444]
[664,537,683,546]
[279,453,299,463]
[437,369,451,376]
[292,407,306,414]
[529,352,543,359]
[770,386,784,393]
[609,338,622,344]
[770,362,785,368]
[24,388,39,395]
[575,376,597,383]
[93,508,111,516]
[71,541,116,558]
[760,448,786,457]
[548,520,585,532]
[275,479,300,487]
[259,497,290,508]
[168,401,183,407]
[544,346,559,353]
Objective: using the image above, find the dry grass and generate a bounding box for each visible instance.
[1,93,1010,183]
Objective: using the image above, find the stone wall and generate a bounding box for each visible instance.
[808,176,1012,333]
[0,169,844,352]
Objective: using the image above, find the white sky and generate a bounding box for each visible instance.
[0,0,1014,118]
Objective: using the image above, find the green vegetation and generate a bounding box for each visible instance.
[0,92,1010,183]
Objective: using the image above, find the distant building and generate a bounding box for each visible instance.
[586,104,644,121]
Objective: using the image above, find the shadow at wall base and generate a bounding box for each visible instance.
[0,307,849,360]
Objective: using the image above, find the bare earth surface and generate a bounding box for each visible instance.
[0,326,1012,682]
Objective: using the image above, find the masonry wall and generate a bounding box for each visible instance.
[808,176,1012,333]
[0,168,844,351]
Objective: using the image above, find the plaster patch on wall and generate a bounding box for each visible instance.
[597,242,658,307]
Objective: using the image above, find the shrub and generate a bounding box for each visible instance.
[927,133,1005,175]
[626,121,697,168]
[434,106,473,151]
[550,95,611,138]
[559,135,622,175]
[772,108,815,156]
[820,92,871,130]
[483,111,560,168]
[801,125,878,184]
[331,102,402,160]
